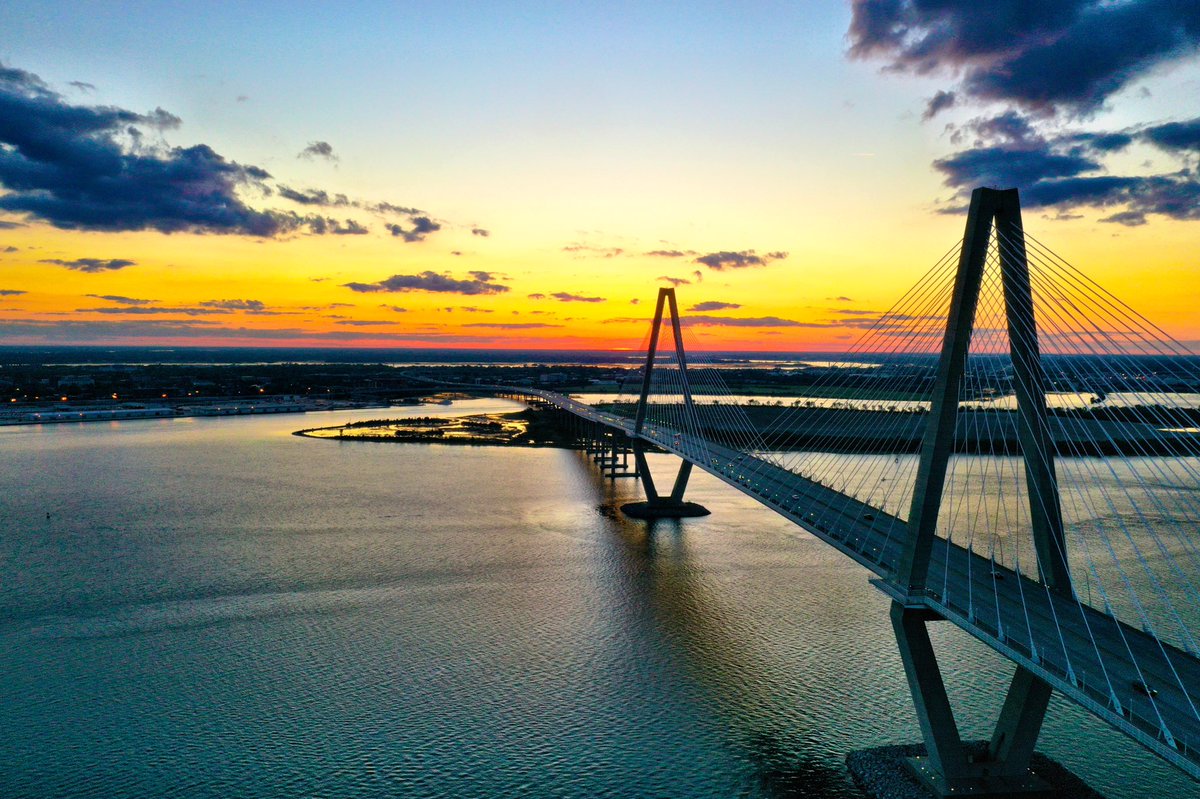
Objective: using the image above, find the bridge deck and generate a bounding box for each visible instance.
[521,388,1200,778]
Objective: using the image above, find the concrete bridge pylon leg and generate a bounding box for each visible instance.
[891,602,1052,797]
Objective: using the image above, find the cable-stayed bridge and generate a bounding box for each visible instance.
[436,188,1200,796]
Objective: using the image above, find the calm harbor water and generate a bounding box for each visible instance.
[1,399,1196,798]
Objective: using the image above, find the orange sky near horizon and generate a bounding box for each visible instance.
[1,3,1198,353]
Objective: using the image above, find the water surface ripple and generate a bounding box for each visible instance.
[0,402,1194,797]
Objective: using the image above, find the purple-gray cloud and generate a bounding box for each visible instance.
[462,322,563,329]
[551,291,605,303]
[0,63,301,236]
[695,250,787,270]
[199,299,266,311]
[85,294,154,305]
[849,5,1200,225]
[343,271,509,296]
[386,216,441,242]
[298,141,337,161]
[689,301,741,312]
[40,257,135,273]
[848,1,1200,115]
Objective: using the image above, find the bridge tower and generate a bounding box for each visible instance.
[890,187,1069,797]
[622,287,711,519]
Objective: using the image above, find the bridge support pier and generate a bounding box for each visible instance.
[891,602,1053,797]
[621,442,709,518]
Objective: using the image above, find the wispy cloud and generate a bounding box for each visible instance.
[298,141,337,161]
[689,301,741,312]
[386,216,441,242]
[462,322,563,329]
[40,257,136,273]
[343,271,509,296]
[199,299,266,311]
[694,250,788,270]
[563,244,623,258]
[683,314,822,328]
[85,294,154,305]
[551,291,605,303]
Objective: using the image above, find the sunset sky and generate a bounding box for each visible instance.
[1,1,1198,351]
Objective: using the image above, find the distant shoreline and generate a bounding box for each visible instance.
[294,409,583,449]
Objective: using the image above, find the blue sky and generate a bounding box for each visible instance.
[1,2,1198,348]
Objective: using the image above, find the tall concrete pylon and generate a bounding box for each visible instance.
[623,287,710,519]
[889,187,1070,797]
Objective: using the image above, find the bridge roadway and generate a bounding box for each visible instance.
[513,386,1200,779]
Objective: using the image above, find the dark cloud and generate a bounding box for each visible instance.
[689,301,741,312]
[199,299,266,311]
[386,216,441,242]
[298,141,337,161]
[40,257,135,273]
[343,271,509,296]
[848,1,1200,115]
[306,216,369,235]
[0,289,25,296]
[370,201,422,216]
[645,249,694,257]
[462,322,563,329]
[527,293,546,300]
[658,275,690,287]
[682,315,822,328]
[551,291,605,303]
[923,90,957,121]
[385,305,408,313]
[850,3,1200,227]
[278,186,351,206]
[3,245,17,252]
[80,305,230,316]
[277,188,432,238]
[335,319,393,326]
[0,220,24,229]
[0,63,299,236]
[694,250,787,270]
[1143,118,1200,154]
[935,125,1200,224]
[831,296,853,302]
[933,146,1098,189]
[85,294,154,305]
[831,308,882,316]
[471,227,490,237]
[68,81,96,93]
[333,218,368,235]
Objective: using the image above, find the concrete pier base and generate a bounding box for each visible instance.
[846,743,1104,799]
[620,500,710,519]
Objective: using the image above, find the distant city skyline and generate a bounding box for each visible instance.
[1,1,1198,350]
